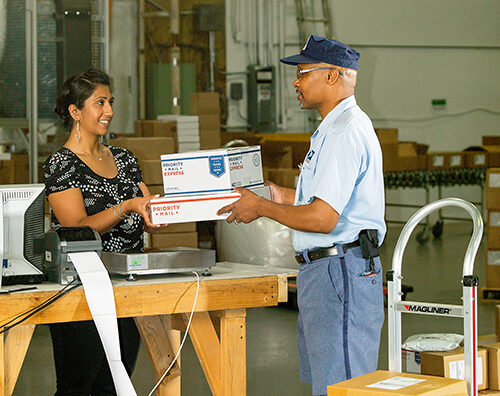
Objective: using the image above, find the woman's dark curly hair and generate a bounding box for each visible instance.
[54,69,111,131]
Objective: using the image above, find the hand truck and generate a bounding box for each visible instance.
[387,197,483,395]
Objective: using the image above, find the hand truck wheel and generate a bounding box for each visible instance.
[432,220,444,239]
[416,226,429,244]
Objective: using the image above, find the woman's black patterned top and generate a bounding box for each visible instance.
[43,145,145,253]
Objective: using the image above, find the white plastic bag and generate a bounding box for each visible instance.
[402,333,464,352]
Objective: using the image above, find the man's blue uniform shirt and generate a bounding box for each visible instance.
[292,95,386,252]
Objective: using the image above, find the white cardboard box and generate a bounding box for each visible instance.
[150,185,271,225]
[161,146,264,196]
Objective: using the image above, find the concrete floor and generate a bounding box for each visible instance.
[13,222,497,395]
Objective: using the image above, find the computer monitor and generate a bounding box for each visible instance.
[0,184,45,288]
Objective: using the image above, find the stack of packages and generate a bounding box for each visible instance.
[487,167,500,290]
[110,135,199,249]
[134,114,199,153]
[401,332,500,394]
[149,145,270,227]
[157,115,201,152]
[0,153,29,184]
[259,134,311,189]
[190,92,222,150]
[463,136,500,169]
[375,128,429,172]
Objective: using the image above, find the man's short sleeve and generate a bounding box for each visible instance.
[309,133,362,215]
[43,153,82,196]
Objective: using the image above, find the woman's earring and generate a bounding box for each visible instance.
[75,121,81,143]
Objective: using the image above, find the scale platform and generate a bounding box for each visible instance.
[101,247,216,281]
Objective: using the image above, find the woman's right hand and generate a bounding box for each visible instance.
[122,196,155,228]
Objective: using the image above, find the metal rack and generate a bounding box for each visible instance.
[385,168,486,243]
[387,197,483,395]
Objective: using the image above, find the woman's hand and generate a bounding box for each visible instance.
[122,196,156,228]
[123,194,170,231]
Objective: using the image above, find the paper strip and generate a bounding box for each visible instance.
[69,251,137,396]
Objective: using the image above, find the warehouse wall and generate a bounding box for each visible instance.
[225,0,500,147]
[225,0,500,221]
[109,0,138,135]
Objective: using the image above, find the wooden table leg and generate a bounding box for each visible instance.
[135,316,181,396]
[0,325,36,396]
[186,309,247,396]
[219,309,246,396]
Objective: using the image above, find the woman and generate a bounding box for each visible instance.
[44,69,161,395]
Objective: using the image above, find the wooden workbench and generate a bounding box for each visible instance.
[0,262,296,396]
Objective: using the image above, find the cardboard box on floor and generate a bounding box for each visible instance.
[261,142,293,169]
[420,346,488,390]
[484,136,500,146]
[265,168,300,189]
[464,147,489,168]
[135,120,177,139]
[486,254,500,288]
[487,169,500,210]
[146,232,198,249]
[466,146,500,168]
[497,305,500,340]
[427,152,466,170]
[110,137,175,160]
[327,370,467,395]
[375,128,398,144]
[479,336,500,390]
[0,154,29,184]
[138,160,163,185]
[190,92,220,115]
[488,211,500,249]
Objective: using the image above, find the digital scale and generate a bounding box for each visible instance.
[42,226,216,284]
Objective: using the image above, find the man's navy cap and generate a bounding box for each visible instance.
[280,34,360,70]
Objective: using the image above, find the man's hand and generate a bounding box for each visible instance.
[217,187,264,224]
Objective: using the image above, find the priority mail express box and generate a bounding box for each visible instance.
[161,146,263,196]
[150,185,271,225]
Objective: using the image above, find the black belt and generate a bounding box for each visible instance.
[295,240,360,264]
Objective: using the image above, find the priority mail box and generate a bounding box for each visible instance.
[150,185,271,225]
[150,192,241,225]
[161,146,264,196]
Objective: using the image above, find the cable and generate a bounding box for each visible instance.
[371,107,500,123]
[0,279,81,334]
[147,271,200,396]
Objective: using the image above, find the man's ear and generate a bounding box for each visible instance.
[326,70,340,85]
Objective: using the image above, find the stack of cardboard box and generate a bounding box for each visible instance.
[150,146,266,226]
[110,136,200,248]
[486,168,500,288]
[157,115,201,152]
[0,153,29,184]
[375,128,429,172]
[190,92,222,150]
[259,134,311,189]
